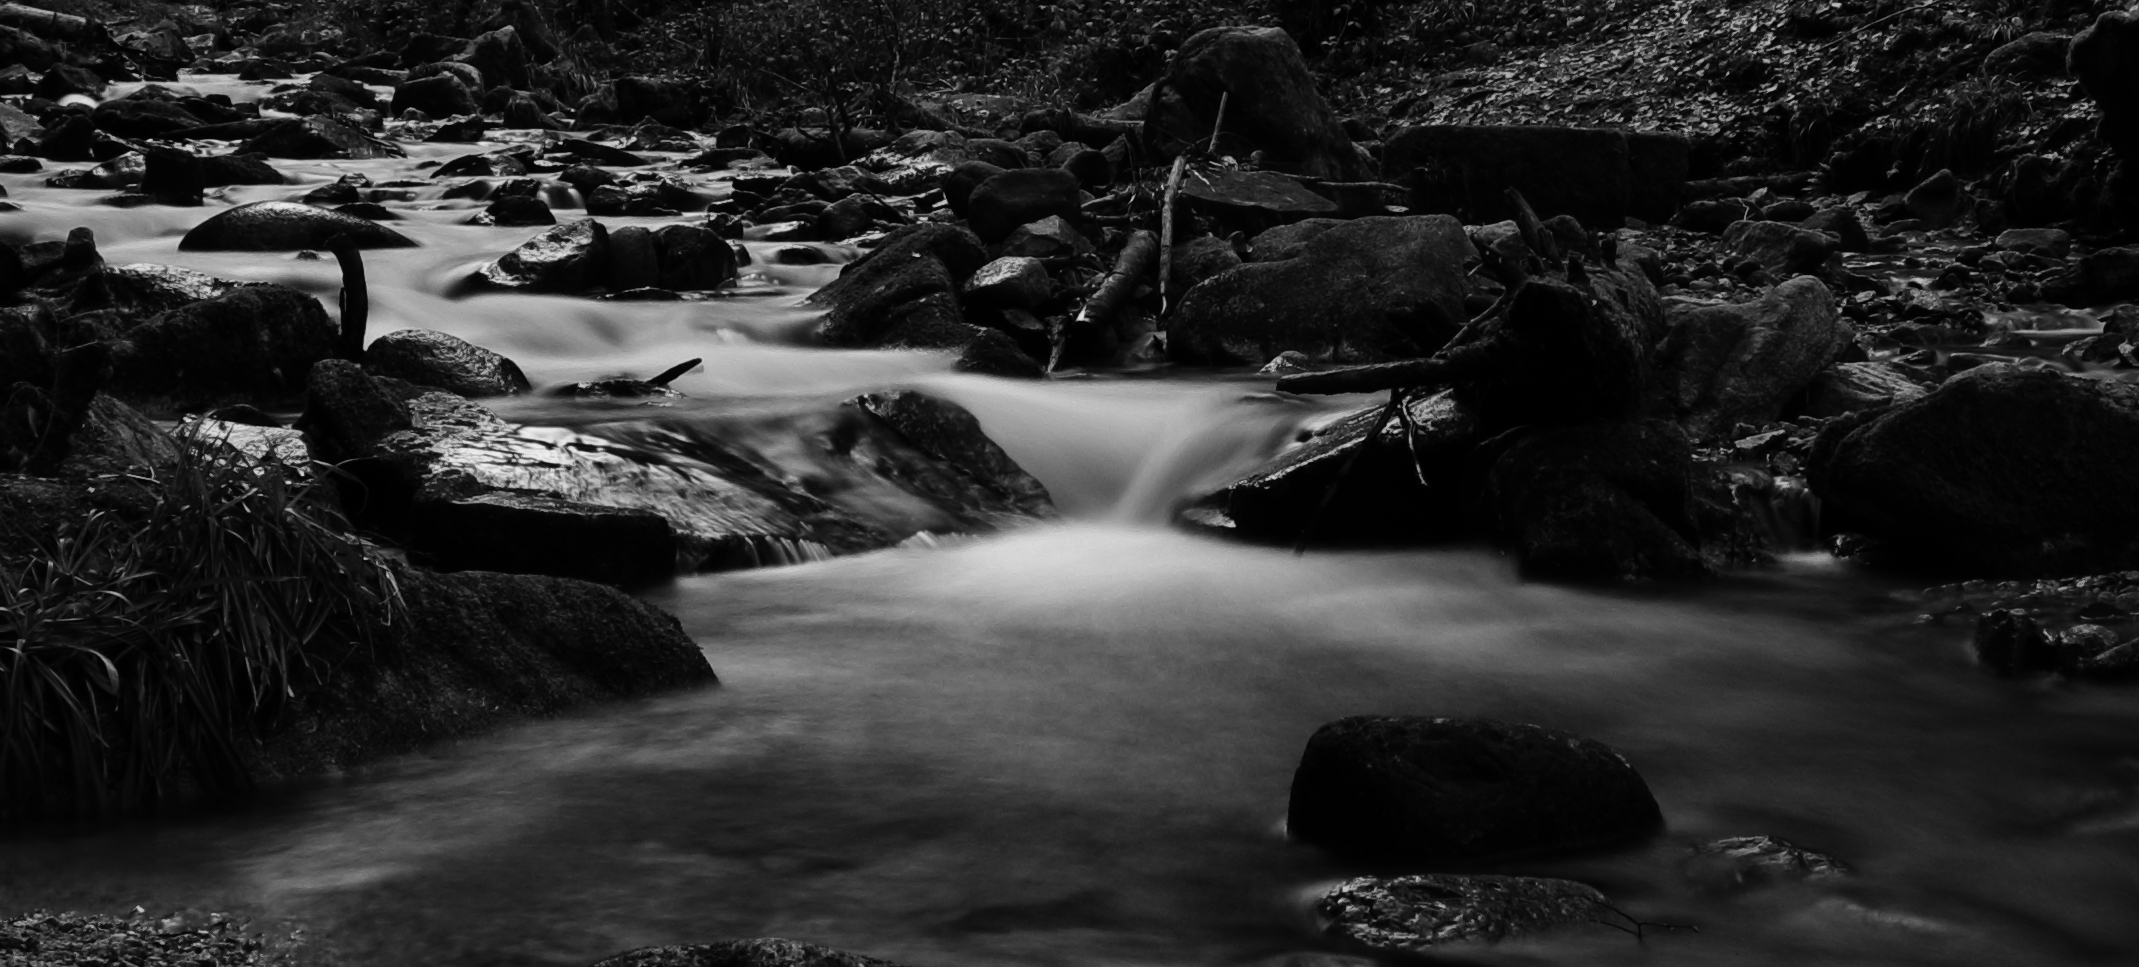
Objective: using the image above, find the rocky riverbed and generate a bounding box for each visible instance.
[6,0,2139,965]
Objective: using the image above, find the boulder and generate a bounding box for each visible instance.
[0,101,43,144]
[605,226,659,291]
[0,24,62,71]
[481,194,554,226]
[1722,219,1839,277]
[1651,276,1847,438]
[200,153,283,187]
[862,129,977,194]
[2072,13,2139,163]
[807,223,987,347]
[391,73,478,118]
[654,223,737,291]
[1995,227,2072,258]
[236,116,405,160]
[1169,215,1475,364]
[1904,168,1965,229]
[1800,361,1925,418]
[2039,246,2139,306]
[1985,31,2070,78]
[1317,874,1615,953]
[589,939,908,967]
[1143,26,1369,181]
[1801,207,1871,252]
[91,98,203,139]
[138,146,204,205]
[965,257,1052,310]
[363,328,530,397]
[34,64,104,101]
[469,218,610,293]
[965,168,1084,242]
[452,25,530,90]
[179,201,417,251]
[1289,716,1664,863]
[1808,363,2139,574]
[501,92,558,130]
[1683,835,1850,893]
[995,215,1092,259]
[1484,420,1709,579]
[107,284,338,407]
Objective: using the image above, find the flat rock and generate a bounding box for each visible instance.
[1317,874,1613,952]
[180,200,418,251]
[236,116,405,160]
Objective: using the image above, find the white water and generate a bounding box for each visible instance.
[4,80,2138,967]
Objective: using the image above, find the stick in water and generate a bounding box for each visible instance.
[648,358,704,387]
[327,234,367,362]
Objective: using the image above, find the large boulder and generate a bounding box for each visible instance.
[107,284,339,407]
[179,201,418,251]
[390,73,479,118]
[1143,26,1369,181]
[1386,124,1677,228]
[363,328,530,397]
[1288,715,1664,863]
[452,25,530,90]
[804,224,1038,376]
[1808,364,2139,575]
[653,223,737,291]
[469,218,610,293]
[1650,276,1846,438]
[965,168,1084,243]
[1168,215,1475,364]
[1484,420,1709,579]
[236,116,405,160]
[589,939,907,967]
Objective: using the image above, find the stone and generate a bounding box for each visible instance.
[0,102,43,144]
[1904,168,1965,229]
[588,939,908,967]
[2071,13,2139,163]
[1169,215,1475,364]
[553,138,650,168]
[364,328,530,397]
[1059,146,1111,189]
[237,116,405,160]
[1984,31,2070,78]
[1316,875,1614,953]
[180,200,418,251]
[2039,246,2139,306]
[107,284,339,408]
[1801,207,1872,252]
[1975,608,2054,676]
[1995,227,2072,258]
[452,25,531,90]
[1179,168,1339,221]
[91,98,203,139]
[1166,235,1243,305]
[1683,836,1850,893]
[1143,26,1369,181]
[471,218,610,293]
[32,114,96,162]
[966,168,1084,242]
[0,24,62,72]
[605,226,659,291]
[1487,420,1709,580]
[1651,276,1847,438]
[138,146,203,205]
[1808,363,2139,574]
[862,129,977,194]
[200,153,283,187]
[654,223,737,291]
[964,257,1052,310]
[808,223,986,346]
[502,92,558,130]
[1800,361,1926,418]
[1289,715,1664,863]
[481,194,554,227]
[849,390,1055,521]
[34,64,105,101]
[391,73,478,118]
[1723,219,1839,277]
[996,215,1093,260]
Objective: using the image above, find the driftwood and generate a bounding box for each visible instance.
[1278,357,1454,397]
[648,357,702,387]
[0,2,94,41]
[328,234,368,362]
[1059,229,1159,371]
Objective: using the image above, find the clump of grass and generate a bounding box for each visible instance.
[0,432,402,820]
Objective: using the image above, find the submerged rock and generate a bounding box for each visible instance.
[1289,715,1664,863]
[590,938,909,967]
[179,201,418,251]
[1683,835,1850,893]
[1316,874,1615,952]
[363,328,530,397]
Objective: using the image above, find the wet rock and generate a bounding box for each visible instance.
[33,114,96,162]
[1486,420,1708,579]
[850,390,1055,520]
[179,200,418,251]
[1904,168,1965,229]
[2039,246,2139,305]
[1801,361,1926,418]
[966,168,1084,243]
[470,218,610,293]
[817,194,900,241]
[1809,364,2139,575]
[1995,227,2072,258]
[1683,835,1851,892]
[35,64,105,101]
[1167,235,1244,304]
[391,73,478,118]
[480,194,554,227]
[1802,207,1871,252]
[200,152,283,186]
[0,24,63,72]
[588,938,909,967]
[965,256,1052,310]
[1316,874,1615,952]
[1289,715,1664,863]
[863,129,979,194]
[237,116,405,160]
[0,102,43,144]
[1652,277,1847,438]
[364,328,530,398]
[453,25,531,90]
[1387,124,1675,228]
[107,284,338,407]
[1144,26,1369,181]
[653,223,737,291]
[91,97,202,138]
[502,92,559,130]
[996,215,1093,259]
[606,226,659,291]
[1169,215,1474,364]
[1723,220,1840,277]
[808,223,985,347]
[1975,608,2055,675]
[554,137,651,168]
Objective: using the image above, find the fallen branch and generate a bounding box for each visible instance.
[0,2,92,41]
[1060,229,1159,372]
[1159,90,1227,315]
[648,357,703,387]
[327,234,367,362]
[1277,357,1454,396]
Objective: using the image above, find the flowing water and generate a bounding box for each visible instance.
[5,78,2139,967]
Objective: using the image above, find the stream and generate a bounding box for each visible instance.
[4,75,2139,967]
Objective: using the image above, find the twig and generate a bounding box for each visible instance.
[1063,229,1158,372]
[327,234,367,362]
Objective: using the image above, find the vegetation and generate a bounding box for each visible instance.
[0,433,402,820]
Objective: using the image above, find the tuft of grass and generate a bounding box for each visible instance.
[0,431,402,820]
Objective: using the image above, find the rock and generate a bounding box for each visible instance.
[849,390,1055,520]
[180,200,418,251]
[200,153,283,186]
[1722,219,1839,277]
[996,215,1093,259]
[1486,420,1708,579]
[470,218,610,293]
[654,223,737,291]
[501,92,558,130]
[32,114,96,162]
[553,137,650,168]
[391,73,478,118]
[1801,207,1871,252]
[588,939,908,967]
[453,25,530,90]
[481,194,554,226]
[808,223,986,346]
[1059,146,1111,189]
[1975,608,2054,675]
[1984,31,2070,78]
[608,75,695,126]
[1167,235,1244,304]
[816,194,896,241]
[965,257,1052,310]
[1316,874,1614,952]
[364,328,530,397]
[91,97,203,138]
[237,116,405,160]
[2071,13,2139,164]
[1169,215,1474,364]
[1143,26,1369,181]
[1800,361,1926,418]
[1683,836,1850,893]
[0,101,43,144]
[0,24,62,72]
[2039,246,2139,306]
[1651,276,1846,438]
[138,146,203,205]
[34,64,105,101]
[605,226,659,292]
[1289,715,1664,863]
[1904,168,1965,229]
[1995,227,2072,258]
[1179,168,1339,221]
[1808,363,2139,574]
[1388,125,1687,227]
[861,129,977,194]
[966,168,1084,243]
[108,284,338,407]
